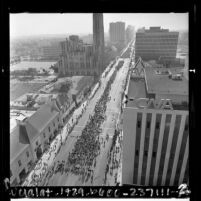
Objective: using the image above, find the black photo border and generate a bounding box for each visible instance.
[1,0,200,200]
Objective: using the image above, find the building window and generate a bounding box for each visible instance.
[144,151,148,157]
[18,160,21,167]
[152,151,156,158]
[26,151,29,158]
[36,141,38,146]
[155,122,160,129]
[137,120,141,128]
[135,150,139,156]
[43,133,46,138]
[146,121,150,129]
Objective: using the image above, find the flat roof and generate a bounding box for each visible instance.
[26,102,59,136]
[144,66,188,95]
[127,78,147,107]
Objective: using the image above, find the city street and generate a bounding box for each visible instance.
[46,58,130,186]
[9,12,190,191]
[22,43,132,187]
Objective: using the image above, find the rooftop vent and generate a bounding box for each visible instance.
[171,74,182,80]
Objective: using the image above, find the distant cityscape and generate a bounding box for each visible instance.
[10,27,188,63]
[10,13,188,189]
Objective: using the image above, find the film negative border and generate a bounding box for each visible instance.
[6,185,190,198]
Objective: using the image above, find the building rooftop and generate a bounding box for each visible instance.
[26,101,60,136]
[39,77,73,94]
[137,26,178,34]
[125,58,188,110]
[127,79,147,107]
[10,110,36,132]
[10,125,30,163]
[10,93,59,109]
[144,66,188,95]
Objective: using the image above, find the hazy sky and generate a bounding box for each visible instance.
[13,199,190,201]
[10,13,188,37]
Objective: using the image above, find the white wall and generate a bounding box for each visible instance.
[30,114,60,160]
[10,146,34,184]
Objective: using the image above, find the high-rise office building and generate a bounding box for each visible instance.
[135,27,179,65]
[109,22,126,45]
[93,13,105,74]
[122,58,188,186]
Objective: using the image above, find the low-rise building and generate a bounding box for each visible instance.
[10,99,62,186]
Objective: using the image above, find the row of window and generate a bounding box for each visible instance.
[17,150,30,168]
[136,46,177,50]
[136,53,176,57]
[135,149,157,158]
[136,49,177,52]
[136,44,177,47]
[136,35,178,39]
[136,41,178,44]
[137,119,188,131]
[132,113,188,185]
[136,48,177,51]
[135,41,177,46]
[36,117,60,146]
[136,39,178,43]
[136,43,177,46]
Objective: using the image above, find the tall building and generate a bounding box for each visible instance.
[135,27,179,65]
[42,45,62,60]
[122,58,188,186]
[58,35,95,76]
[93,13,105,74]
[109,22,126,46]
[126,25,135,44]
[10,99,63,186]
[58,14,105,76]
